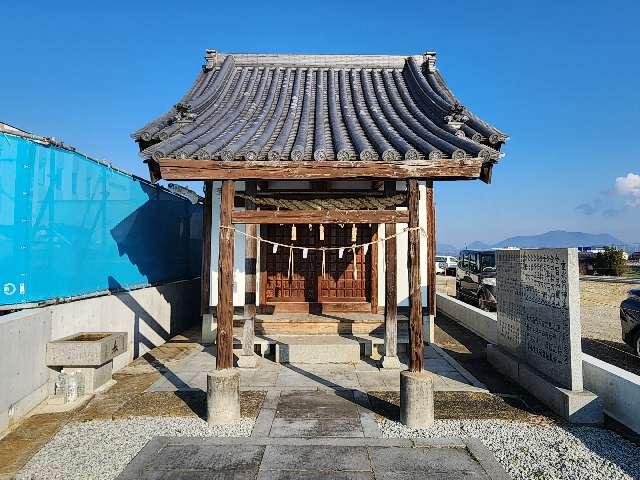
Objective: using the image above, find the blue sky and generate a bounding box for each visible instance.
[2,0,639,245]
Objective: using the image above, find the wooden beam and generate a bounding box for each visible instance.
[426,181,436,318]
[407,179,423,372]
[200,181,213,316]
[384,181,398,359]
[231,209,409,224]
[216,180,235,370]
[155,158,484,181]
[243,181,257,357]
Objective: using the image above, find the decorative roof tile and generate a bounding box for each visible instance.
[133,51,508,163]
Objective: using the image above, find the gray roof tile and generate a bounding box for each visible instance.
[133,51,508,162]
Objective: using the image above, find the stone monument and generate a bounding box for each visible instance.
[487,248,603,423]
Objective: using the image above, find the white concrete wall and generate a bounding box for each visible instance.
[0,309,51,434]
[0,279,199,436]
[51,279,199,369]
[436,292,498,343]
[583,354,640,434]
[438,291,640,435]
[208,180,433,309]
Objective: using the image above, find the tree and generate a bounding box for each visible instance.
[595,247,627,276]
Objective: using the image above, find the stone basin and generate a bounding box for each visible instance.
[46,332,128,367]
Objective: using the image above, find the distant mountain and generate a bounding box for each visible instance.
[438,231,625,255]
[466,241,491,250]
[436,243,459,256]
[491,231,623,249]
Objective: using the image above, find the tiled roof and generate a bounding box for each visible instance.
[133,51,508,163]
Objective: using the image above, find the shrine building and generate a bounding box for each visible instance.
[132,51,508,372]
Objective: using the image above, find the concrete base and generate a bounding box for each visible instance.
[369,344,383,361]
[487,344,603,424]
[207,369,240,424]
[62,360,113,394]
[274,336,360,363]
[201,314,216,345]
[399,370,434,428]
[424,314,435,344]
[237,354,258,369]
[380,355,405,370]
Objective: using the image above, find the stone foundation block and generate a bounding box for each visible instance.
[424,314,435,344]
[207,368,240,424]
[237,354,258,369]
[487,344,603,424]
[201,314,216,345]
[400,370,434,428]
[380,355,405,370]
[62,360,113,393]
[275,338,360,363]
[486,344,519,382]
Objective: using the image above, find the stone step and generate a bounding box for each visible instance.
[233,313,408,335]
[272,335,361,363]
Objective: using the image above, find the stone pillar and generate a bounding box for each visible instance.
[207,369,240,424]
[201,180,215,344]
[400,370,434,428]
[238,181,258,368]
[381,181,402,369]
[425,181,436,344]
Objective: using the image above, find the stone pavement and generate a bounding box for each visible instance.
[117,386,508,479]
[117,344,510,479]
[1,324,517,479]
[117,436,508,479]
[145,344,487,394]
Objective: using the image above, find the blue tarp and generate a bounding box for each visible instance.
[0,133,202,306]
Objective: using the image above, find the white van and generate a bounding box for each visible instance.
[435,256,458,276]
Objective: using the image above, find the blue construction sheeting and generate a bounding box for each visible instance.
[0,132,202,306]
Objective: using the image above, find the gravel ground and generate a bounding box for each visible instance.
[15,416,255,480]
[379,418,640,480]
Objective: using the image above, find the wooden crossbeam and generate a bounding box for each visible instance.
[154,158,484,181]
[231,209,409,224]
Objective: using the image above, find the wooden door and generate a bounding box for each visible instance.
[318,225,371,302]
[263,224,318,303]
[262,224,372,306]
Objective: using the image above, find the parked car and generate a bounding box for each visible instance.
[621,288,640,356]
[436,255,457,276]
[456,250,497,311]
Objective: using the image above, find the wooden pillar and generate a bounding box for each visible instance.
[407,179,423,372]
[200,181,213,317]
[384,181,398,359]
[243,181,257,357]
[216,180,235,370]
[426,181,436,317]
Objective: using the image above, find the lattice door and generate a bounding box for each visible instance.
[263,224,372,303]
[318,224,371,302]
[263,224,318,302]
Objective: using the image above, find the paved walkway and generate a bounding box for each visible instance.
[1,324,520,479]
[117,435,507,479]
[146,343,487,394]
[117,387,508,479]
[117,340,510,479]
